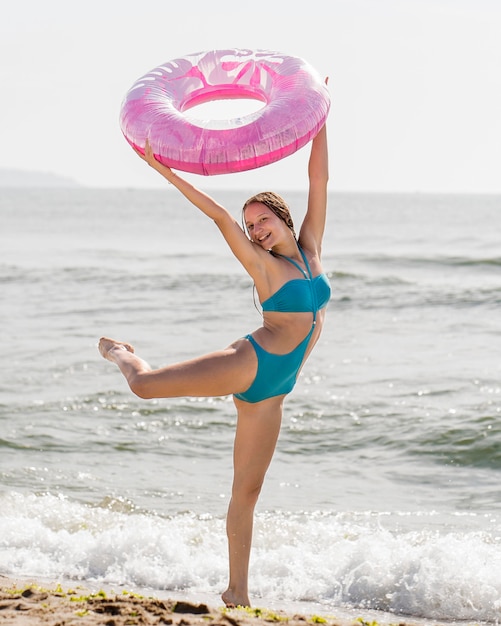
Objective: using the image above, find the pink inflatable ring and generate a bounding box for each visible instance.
[119,49,330,176]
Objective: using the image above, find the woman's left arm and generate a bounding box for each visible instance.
[298,123,329,257]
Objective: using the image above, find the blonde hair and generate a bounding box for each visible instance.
[242,191,296,238]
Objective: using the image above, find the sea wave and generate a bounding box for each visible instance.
[0,491,500,622]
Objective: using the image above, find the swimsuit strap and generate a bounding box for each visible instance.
[296,246,317,323]
[271,245,318,324]
[298,245,313,280]
[271,245,313,279]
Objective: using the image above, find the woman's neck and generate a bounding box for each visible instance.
[270,238,301,260]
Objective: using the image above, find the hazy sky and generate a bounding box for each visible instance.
[2,0,500,192]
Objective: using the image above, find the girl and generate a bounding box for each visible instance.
[99,122,330,607]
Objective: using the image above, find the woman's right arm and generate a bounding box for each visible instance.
[137,141,230,222]
[136,142,263,272]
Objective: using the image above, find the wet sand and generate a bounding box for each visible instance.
[0,575,420,626]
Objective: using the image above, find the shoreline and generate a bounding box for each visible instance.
[0,575,354,626]
[0,575,474,626]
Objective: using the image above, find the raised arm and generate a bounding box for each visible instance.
[136,141,262,272]
[298,123,329,256]
[137,141,234,223]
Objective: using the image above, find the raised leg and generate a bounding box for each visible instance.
[222,395,284,607]
[98,336,257,399]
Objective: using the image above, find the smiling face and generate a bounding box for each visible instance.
[242,191,296,250]
[243,202,291,250]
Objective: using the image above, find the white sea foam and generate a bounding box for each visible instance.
[1,491,500,622]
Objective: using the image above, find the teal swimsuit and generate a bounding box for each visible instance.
[234,246,331,403]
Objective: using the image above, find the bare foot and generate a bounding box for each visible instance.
[98,337,135,361]
[221,589,250,608]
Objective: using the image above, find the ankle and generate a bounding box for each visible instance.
[222,587,250,608]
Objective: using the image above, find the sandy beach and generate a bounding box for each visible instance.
[0,575,423,626]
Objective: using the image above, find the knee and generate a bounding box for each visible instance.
[128,373,155,399]
[232,480,263,507]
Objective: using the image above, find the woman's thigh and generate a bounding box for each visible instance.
[137,338,258,399]
[231,396,284,493]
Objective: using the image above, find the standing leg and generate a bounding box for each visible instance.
[222,395,284,608]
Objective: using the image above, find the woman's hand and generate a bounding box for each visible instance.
[133,139,175,180]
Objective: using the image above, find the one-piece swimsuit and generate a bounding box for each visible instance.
[234,246,331,403]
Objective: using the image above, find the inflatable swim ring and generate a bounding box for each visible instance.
[119,49,330,175]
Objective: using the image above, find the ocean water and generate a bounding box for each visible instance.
[0,188,500,623]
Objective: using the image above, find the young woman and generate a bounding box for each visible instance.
[98,122,330,608]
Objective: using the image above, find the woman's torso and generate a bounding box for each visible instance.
[250,246,330,355]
